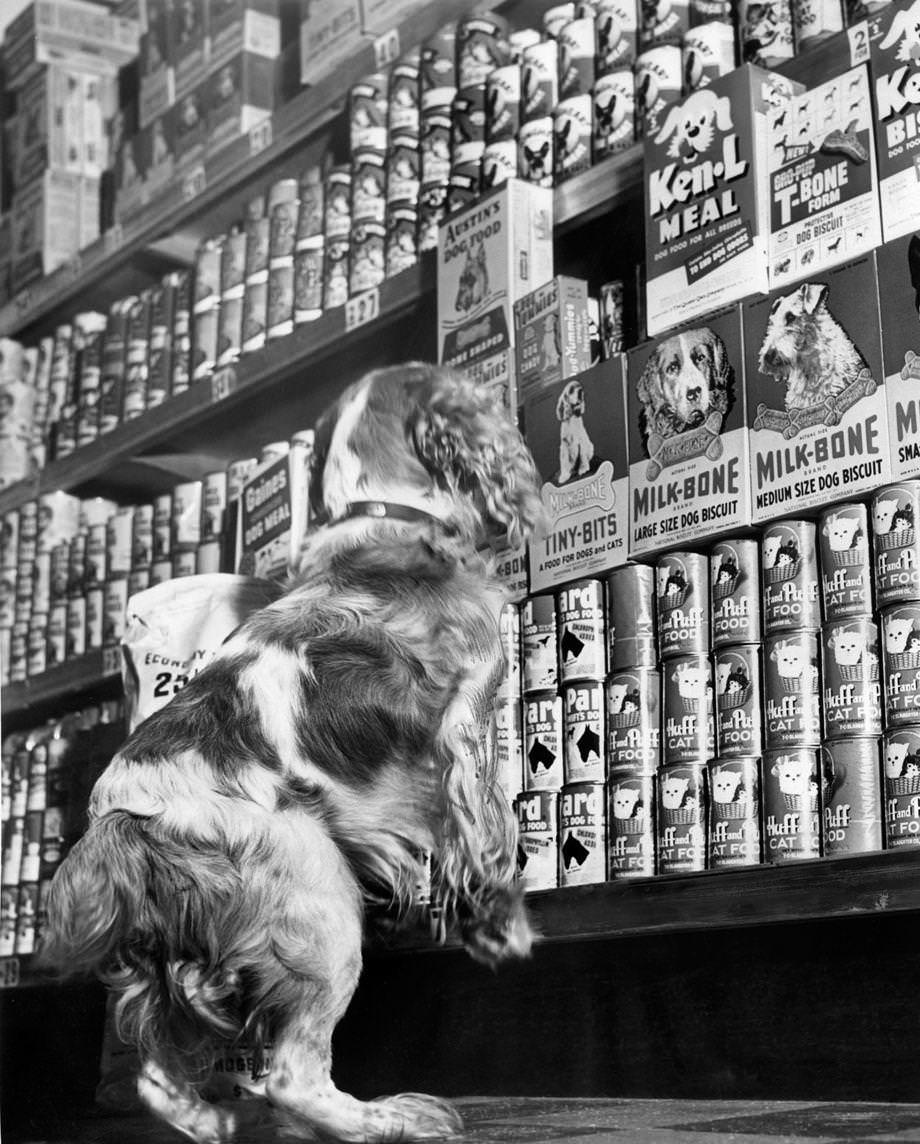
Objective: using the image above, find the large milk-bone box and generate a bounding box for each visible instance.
[643,64,803,337]
[768,64,882,289]
[626,303,752,558]
[437,179,555,412]
[877,234,920,480]
[524,357,629,592]
[868,0,920,241]
[513,276,593,408]
[743,255,892,524]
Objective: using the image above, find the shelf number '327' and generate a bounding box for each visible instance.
[345,287,380,332]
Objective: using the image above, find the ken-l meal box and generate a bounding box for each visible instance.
[524,357,630,592]
[626,303,752,558]
[877,233,920,480]
[643,64,802,336]
[743,255,891,524]
[868,0,920,241]
[767,65,881,289]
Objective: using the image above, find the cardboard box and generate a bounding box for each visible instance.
[235,446,311,580]
[626,303,752,557]
[437,178,554,411]
[10,170,88,292]
[768,65,881,289]
[172,85,208,171]
[210,0,280,70]
[513,276,593,406]
[868,0,920,241]
[743,255,891,524]
[525,357,630,591]
[206,52,277,155]
[876,234,920,481]
[360,0,424,35]
[138,0,174,128]
[299,0,367,87]
[643,63,802,336]
[173,0,210,101]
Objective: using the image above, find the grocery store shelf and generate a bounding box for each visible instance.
[2,648,121,719]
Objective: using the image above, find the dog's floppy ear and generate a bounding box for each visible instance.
[712,94,733,132]
[701,329,732,394]
[798,281,828,314]
[878,6,912,51]
[556,391,570,421]
[655,104,684,144]
[636,350,663,408]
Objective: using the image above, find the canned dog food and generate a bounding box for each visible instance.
[127,567,151,597]
[324,168,352,242]
[883,727,920,849]
[267,260,295,339]
[600,279,626,359]
[640,0,689,45]
[880,603,920,728]
[524,691,565,791]
[516,789,559,890]
[486,64,521,142]
[170,272,193,393]
[130,505,153,570]
[608,768,656,877]
[557,579,607,683]
[595,0,639,72]
[521,40,558,122]
[452,85,487,148]
[26,617,46,677]
[763,747,821,862]
[65,596,85,658]
[349,222,386,295]
[558,17,596,97]
[559,781,607,885]
[172,550,197,578]
[761,520,821,634]
[349,74,388,153]
[518,117,554,187]
[388,50,421,135]
[202,472,227,540]
[592,71,635,157]
[150,559,172,585]
[681,20,734,89]
[821,619,882,739]
[657,551,709,658]
[385,205,418,276]
[85,524,106,585]
[103,578,128,645]
[447,141,484,212]
[351,148,387,225]
[634,44,682,138]
[496,694,524,798]
[714,644,763,759]
[738,0,794,65]
[820,738,883,856]
[172,481,203,551]
[707,757,761,868]
[387,134,420,206]
[663,653,714,763]
[457,13,510,88]
[657,762,707,873]
[563,680,606,784]
[294,240,324,322]
[710,538,760,647]
[522,593,559,693]
[295,168,324,242]
[153,493,172,560]
[553,93,593,181]
[607,667,660,772]
[818,502,872,620]
[872,481,920,606]
[47,602,66,666]
[323,239,349,309]
[105,507,133,579]
[764,630,822,748]
[607,564,657,668]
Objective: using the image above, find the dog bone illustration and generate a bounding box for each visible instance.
[820,121,868,163]
[645,413,724,480]
[902,350,920,380]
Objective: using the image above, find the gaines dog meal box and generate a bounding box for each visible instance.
[743,255,892,524]
[644,63,803,336]
[877,233,920,480]
[626,304,752,558]
[524,358,629,591]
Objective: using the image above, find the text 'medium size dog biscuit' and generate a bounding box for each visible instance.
[876,233,920,481]
[643,63,802,335]
[626,303,752,558]
[743,255,892,525]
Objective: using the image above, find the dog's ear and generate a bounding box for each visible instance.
[636,351,663,407]
[654,104,683,144]
[712,94,733,132]
[702,329,732,394]
[556,392,569,420]
[799,282,828,314]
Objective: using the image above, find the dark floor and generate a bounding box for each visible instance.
[7,1097,920,1144]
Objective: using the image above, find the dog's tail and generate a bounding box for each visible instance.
[41,811,252,1079]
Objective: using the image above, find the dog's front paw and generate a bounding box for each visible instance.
[461,884,535,968]
[372,1093,464,1141]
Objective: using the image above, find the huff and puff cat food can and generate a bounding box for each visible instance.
[559,781,607,886]
[762,747,822,862]
[761,520,821,634]
[763,630,822,748]
[880,603,920,728]
[516,789,559,890]
[883,727,920,850]
[557,578,607,684]
[818,502,873,620]
[523,691,565,791]
[608,767,656,878]
[714,644,763,759]
[656,551,710,659]
[872,481,920,606]
[563,680,606,784]
[522,593,559,693]
[821,619,882,740]
[663,654,714,764]
[657,762,707,874]
[710,537,761,648]
[606,667,660,772]
[820,738,883,857]
[606,563,657,669]
[707,757,761,868]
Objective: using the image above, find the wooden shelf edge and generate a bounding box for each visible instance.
[2,649,120,718]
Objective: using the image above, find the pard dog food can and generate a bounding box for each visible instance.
[657,551,709,659]
[763,747,821,862]
[819,502,873,620]
[711,538,761,647]
[607,564,656,669]
[516,789,559,890]
[559,781,607,885]
[883,727,920,850]
[872,482,920,605]
[563,680,606,784]
[707,757,761,868]
[657,762,707,873]
[608,768,656,877]
[524,691,565,791]
[764,630,822,748]
[523,593,559,693]
[607,667,660,772]
[762,520,821,634]
[821,619,882,739]
[820,738,883,856]
[880,603,920,728]
[714,644,763,759]
[496,694,524,799]
[558,579,607,683]
[663,653,714,763]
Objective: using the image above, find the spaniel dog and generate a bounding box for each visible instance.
[557,379,595,483]
[41,363,543,1143]
[636,327,732,442]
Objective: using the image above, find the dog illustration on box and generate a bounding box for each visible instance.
[556,379,595,484]
[655,89,732,164]
[879,0,920,61]
[454,239,489,313]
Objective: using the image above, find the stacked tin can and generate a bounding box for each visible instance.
[605,563,658,878]
[350,72,389,296]
[293,168,324,325]
[192,238,223,383]
[266,178,299,339]
[419,21,457,250]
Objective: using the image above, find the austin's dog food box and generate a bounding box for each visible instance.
[644,64,802,336]
[767,65,881,290]
[437,178,555,411]
[626,304,752,558]
[876,234,920,480]
[868,0,920,241]
[743,255,892,525]
[525,358,629,591]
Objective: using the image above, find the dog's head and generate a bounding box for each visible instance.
[636,327,732,440]
[655,89,733,162]
[309,362,543,551]
[556,380,586,422]
[878,0,920,62]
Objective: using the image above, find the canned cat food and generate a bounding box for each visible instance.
[608,767,656,877]
[559,781,607,885]
[821,619,882,739]
[523,691,565,791]
[522,593,559,693]
[592,70,635,157]
[710,537,761,647]
[763,747,821,862]
[607,564,657,668]
[606,667,660,772]
[516,789,559,891]
[657,762,707,873]
[707,756,761,868]
[880,603,920,728]
[496,694,524,799]
[663,653,714,764]
[714,644,763,758]
[763,630,822,748]
[762,520,820,633]
[820,738,883,856]
[872,482,920,605]
[883,727,920,849]
[657,551,709,658]
[563,680,606,784]
[557,579,607,683]
[818,502,872,620]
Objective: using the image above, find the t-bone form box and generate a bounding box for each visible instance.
[743,255,892,524]
[626,303,752,558]
[513,275,593,407]
[868,0,920,241]
[767,65,882,290]
[525,358,630,592]
[437,178,554,411]
[876,234,920,480]
[643,63,802,335]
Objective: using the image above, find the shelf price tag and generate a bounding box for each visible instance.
[14,287,33,315]
[848,19,870,65]
[102,645,122,676]
[105,223,125,253]
[344,287,380,332]
[181,164,207,202]
[0,958,20,989]
[211,365,238,404]
[374,28,400,69]
[249,117,273,157]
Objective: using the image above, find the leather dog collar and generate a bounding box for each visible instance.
[341,501,447,527]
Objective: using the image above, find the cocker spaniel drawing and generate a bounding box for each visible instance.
[556,379,595,483]
[41,362,544,1143]
[636,327,733,443]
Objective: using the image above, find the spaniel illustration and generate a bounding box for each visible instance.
[636,327,733,443]
[556,379,595,483]
[41,363,544,1143]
